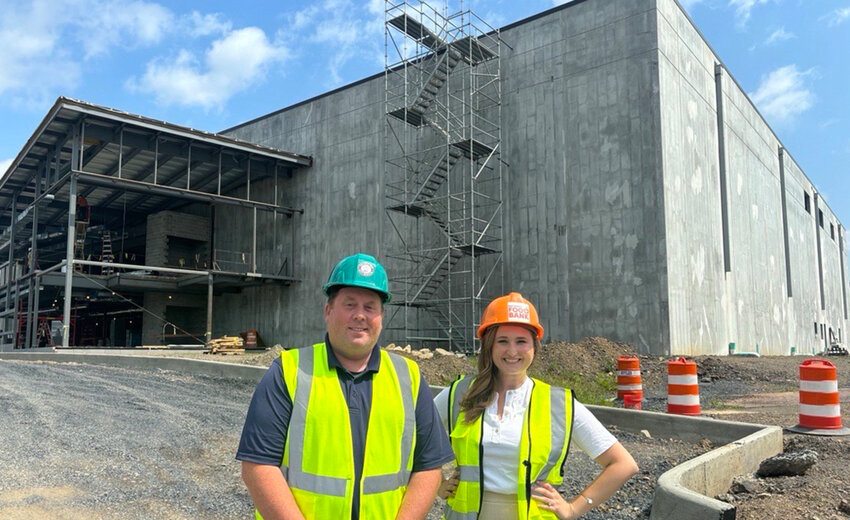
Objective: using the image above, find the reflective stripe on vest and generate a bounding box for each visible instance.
[445,376,573,520]
[268,343,418,520]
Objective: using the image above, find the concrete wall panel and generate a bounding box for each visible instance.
[656,0,727,356]
[202,0,847,355]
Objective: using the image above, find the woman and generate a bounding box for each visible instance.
[434,292,638,520]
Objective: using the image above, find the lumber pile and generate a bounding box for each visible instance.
[208,335,245,355]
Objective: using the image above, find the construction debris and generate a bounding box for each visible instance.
[385,344,463,360]
[207,335,245,355]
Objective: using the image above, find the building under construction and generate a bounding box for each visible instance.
[1,0,847,356]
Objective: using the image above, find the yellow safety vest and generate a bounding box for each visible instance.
[255,343,420,520]
[444,376,573,520]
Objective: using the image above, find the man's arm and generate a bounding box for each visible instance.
[395,467,442,520]
[242,461,306,520]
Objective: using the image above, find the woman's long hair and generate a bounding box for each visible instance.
[459,325,541,423]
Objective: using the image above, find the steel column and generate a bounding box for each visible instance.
[63,172,78,348]
[187,141,192,189]
[25,167,42,347]
[5,192,17,315]
[5,192,17,346]
[206,273,213,345]
[252,207,258,273]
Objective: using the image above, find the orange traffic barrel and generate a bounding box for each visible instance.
[667,357,700,415]
[788,359,850,436]
[617,356,643,402]
[246,329,258,349]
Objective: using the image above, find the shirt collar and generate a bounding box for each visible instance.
[324,334,382,375]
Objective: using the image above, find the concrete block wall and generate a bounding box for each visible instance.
[142,211,210,344]
[145,211,210,267]
[141,292,206,345]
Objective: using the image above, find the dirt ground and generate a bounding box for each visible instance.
[116,341,850,519]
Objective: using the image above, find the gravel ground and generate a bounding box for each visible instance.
[0,359,257,520]
[1,353,715,519]
[425,428,713,520]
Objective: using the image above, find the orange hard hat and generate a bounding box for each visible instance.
[477,292,544,340]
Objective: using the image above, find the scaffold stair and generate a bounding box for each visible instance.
[388,13,446,50]
[412,248,465,302]
[389,49,461,127]
[389,13,497,64]
[425,303,468,348]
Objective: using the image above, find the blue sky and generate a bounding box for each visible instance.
[1,0,848,228]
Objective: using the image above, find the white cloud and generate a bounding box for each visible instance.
[0,0,174,108]
[0,2,81,107]
[764,27,795,45]
[285,0,385,86]
[749,65,815,124]
[128,28,288,109]
[822,7,850,27]
[78,1,172,59]
[729,0,772,28]
[185,11,232,37]
[552,0,577,6]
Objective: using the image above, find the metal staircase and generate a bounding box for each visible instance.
[384,1,504,352]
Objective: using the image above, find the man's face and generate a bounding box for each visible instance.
[324,286,383,362]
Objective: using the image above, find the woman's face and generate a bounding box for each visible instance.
[490,324,535,378]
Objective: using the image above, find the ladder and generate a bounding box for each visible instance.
[101,231,114,275]
[73,221,87,272]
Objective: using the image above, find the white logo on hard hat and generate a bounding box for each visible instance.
[507,302,530,322]
[358,261,375,277]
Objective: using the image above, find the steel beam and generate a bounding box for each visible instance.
[74,171,298,214]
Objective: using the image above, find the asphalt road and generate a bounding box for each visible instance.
[0,359,257,520]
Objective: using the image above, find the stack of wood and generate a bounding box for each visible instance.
[208,335,245,355]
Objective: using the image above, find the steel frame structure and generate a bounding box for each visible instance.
[384,0,504,352]
[0,98,310,350]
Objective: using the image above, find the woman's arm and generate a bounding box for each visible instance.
[532,441,638,519]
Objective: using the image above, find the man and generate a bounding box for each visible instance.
[238,253,453,519]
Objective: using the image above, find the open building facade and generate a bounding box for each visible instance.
[0,0,846,356]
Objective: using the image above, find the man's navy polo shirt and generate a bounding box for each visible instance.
[237,338,454,519]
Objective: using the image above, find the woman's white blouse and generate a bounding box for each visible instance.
[434,377,617,494]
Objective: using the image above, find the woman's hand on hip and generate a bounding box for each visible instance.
[531,482,577,520]
[438,468,460,500]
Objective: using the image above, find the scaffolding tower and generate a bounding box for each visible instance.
[384,0,503,352]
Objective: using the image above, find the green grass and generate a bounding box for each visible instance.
[551,372,618,406]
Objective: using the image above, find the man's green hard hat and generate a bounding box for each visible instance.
[323,253,392,303]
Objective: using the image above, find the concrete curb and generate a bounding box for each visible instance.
[0,352,268,383]
[649,424,782,520]
[2,352,784,519]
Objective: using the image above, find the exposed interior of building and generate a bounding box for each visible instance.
[0,99,310,349]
